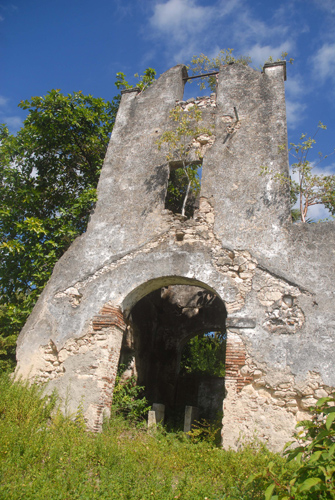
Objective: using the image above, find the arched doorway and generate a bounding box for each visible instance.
[120,279,227,427]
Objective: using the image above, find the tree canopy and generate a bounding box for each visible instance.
[0,90,119,370]
[0,68,158,372]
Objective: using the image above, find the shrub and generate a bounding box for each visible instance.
[248,392,335,499]
[111,365,150,423]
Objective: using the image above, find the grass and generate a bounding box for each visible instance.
[0,373,288,500]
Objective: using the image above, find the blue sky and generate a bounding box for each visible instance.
[1,0,334,217]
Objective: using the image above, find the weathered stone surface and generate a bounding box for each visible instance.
[15,62,335,449]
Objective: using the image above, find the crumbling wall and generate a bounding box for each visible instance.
[15,62,335,449]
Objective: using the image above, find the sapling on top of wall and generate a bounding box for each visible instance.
[156,104,214,217]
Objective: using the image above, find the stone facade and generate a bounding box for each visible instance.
[16,62,335,452]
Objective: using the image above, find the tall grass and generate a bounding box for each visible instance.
[0,374,286,499]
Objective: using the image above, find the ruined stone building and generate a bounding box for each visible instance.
[16,62,335,451]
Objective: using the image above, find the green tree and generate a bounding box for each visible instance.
[0,68,157,372]
[287,123,335,222]
[115,67,156,92]
[261,123,335,222]
[0,91,119,370]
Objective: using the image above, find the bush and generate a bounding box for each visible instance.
[111,365,150,423]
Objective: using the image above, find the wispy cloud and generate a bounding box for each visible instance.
[311,43,335,83]
[0,4,18,12]
[248,42,294,68]
[0,95,8,106]
[311,0,335,16]
[3,115,22,130]
[147,0,301,67]
[286,100,307,130]
[284,73,310,130]
[0,94,23,132]
[307,203,333,221]
[285,74,306,97]
[290,162,335,221]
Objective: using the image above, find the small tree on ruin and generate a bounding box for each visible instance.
[156,104,214,217]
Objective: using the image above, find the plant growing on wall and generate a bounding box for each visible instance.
[156,104,214,217]
[189,49,252,92]
[189,49,293,92]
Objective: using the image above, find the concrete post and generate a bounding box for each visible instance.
[184,405,199,433]
[148,403,165,428]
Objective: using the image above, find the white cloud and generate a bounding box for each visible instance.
[285,74,306,98]
[150,0,213,41]
[307,203,333,222]
[290,162,335,221]
[0,95,8,106]
[147,0,301,67]
[311,43,335,82]
[284,74,309,130]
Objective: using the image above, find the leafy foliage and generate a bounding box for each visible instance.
[111,364,150,423]
[165,164,200,217]
[180,332,226,377]
[288,123,335,222]
[261,123,335,222]
[0,67,158,372]
[186,416,223,446]
[248,392,335,499]
[115,67,156,92]
[0,90,119,371]
[189,48,252,91]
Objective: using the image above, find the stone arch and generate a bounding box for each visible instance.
[122,275,223,317]
[119,276,228,425]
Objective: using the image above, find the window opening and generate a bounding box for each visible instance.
[165,162,202,218]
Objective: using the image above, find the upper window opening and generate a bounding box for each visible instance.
[165,161,202,218]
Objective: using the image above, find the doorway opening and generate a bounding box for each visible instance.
[117,283,227,429]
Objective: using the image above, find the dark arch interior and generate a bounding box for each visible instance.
[119,284,227,424]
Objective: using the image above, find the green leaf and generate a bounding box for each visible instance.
[264,483,276,500]
[327,443,335,457]
[326,412,335,430]
[298,477,322,492]
[309,450,323,463]
[316,396,332,407]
